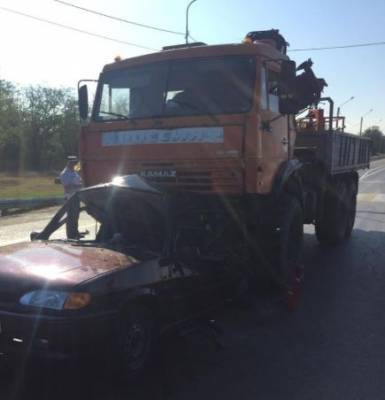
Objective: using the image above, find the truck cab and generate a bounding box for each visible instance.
[79,31,298,195]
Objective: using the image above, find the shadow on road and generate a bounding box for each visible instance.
[2,227,385,400]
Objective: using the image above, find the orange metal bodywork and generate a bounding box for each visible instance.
[80,42,292,195]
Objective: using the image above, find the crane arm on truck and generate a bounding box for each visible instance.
[294,59,328,110]
[279,58,328,115]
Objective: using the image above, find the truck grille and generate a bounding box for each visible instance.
[98,160,245,194]
[142,170,213,192]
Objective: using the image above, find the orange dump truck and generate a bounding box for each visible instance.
[78,30,370,293]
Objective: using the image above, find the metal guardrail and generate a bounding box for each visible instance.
[0,196,65,213]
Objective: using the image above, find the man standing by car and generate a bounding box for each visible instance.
[60,156,82,239]
[60,156,82,200]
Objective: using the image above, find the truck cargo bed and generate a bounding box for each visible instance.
[294,130,370,174]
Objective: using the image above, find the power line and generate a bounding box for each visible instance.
[189,34,199,42]
[290,41,385,52]
[0,5,157,51]
[232,37,385,52]
[54,0,184,36]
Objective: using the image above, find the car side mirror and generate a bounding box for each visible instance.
[30,231,41,241]
[78,84,89,120]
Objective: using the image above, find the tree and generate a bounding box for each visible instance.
[22,86,80,171]
[363,126,385,155]
[0,80,24,171]
[0,78,80,172]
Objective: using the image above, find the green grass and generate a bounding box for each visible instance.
[0,173,63,200]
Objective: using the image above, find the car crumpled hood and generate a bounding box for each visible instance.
[0,241,138,294]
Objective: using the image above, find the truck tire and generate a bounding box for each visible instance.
[260,194,304,292]
[315,178,350,245]
[345,179,358,238]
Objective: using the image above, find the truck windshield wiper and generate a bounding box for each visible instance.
[168,99,220,124]
[99,110,130,120]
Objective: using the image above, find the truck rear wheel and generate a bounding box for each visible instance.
[315,178,351,245]
[345,179,358,238]
[260,194,304,292]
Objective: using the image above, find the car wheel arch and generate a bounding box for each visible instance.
[118,291,159,326]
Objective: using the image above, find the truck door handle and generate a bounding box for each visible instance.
[281,137,289,145]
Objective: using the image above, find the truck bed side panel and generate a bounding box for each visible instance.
[295,131,370,174]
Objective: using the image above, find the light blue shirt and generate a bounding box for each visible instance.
[60,167,82,198]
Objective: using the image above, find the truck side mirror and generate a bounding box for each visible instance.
[279,60,299,114]
[280,60,296,86]
[78,84,89,120]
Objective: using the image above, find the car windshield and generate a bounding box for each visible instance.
[39,187,166,255]
[94,56,256,120]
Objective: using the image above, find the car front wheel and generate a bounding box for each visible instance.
[116,305,154,379]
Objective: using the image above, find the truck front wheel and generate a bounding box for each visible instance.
[259,194,304,293]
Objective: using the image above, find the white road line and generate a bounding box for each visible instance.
[358,192,385,202]
[357,193,376,202]
[360,169,372,181]
[359,181,385,184]
[360,165,385,181]
[372,194,385,202]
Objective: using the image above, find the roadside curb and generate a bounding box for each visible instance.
[370,154,385,161]
[0,196,65,216]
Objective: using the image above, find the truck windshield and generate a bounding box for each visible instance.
[94,56,256,120]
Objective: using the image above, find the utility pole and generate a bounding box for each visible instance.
[336,96,354,131]
[185,0,197,44]
[359,108,373,136]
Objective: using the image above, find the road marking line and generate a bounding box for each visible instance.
[360,169,372,180]
[359,181,385,184]
[360,165,385,181]
[372,194,385,202]
[357,193,377,202]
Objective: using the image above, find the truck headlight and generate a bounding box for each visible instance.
[20,290,91,310]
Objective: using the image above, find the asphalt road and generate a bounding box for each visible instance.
[0,206,96,246]
[2,158,385,400]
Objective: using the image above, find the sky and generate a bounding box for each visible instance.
[0,0,384,133]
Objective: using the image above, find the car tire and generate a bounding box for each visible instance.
[116,305,154,381]
[315,178,350,245]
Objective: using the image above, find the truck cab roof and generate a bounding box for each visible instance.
[103,42,288,73]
